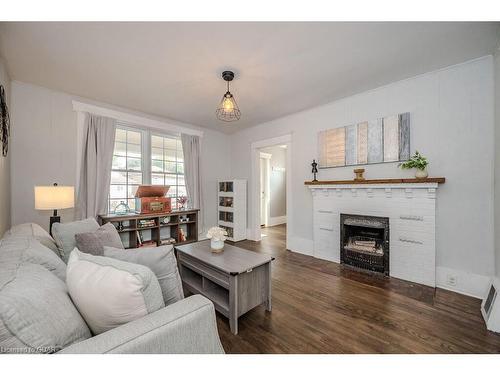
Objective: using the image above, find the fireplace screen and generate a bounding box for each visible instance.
[340,214,389,275]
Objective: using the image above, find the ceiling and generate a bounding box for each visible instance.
[0,22,498,134]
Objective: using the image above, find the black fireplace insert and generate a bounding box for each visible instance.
[340,213,389,275]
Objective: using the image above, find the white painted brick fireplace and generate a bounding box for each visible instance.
[308,183,440,287]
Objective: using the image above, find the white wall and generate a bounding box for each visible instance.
[495,50,500,278]
[10,81,231,233]
[0,58,11,236]
[230,56,495,296]
[260,145,287,220]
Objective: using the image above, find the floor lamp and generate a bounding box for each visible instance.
[34,183,75,236]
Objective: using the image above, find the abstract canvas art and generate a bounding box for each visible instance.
[318,112,410,168]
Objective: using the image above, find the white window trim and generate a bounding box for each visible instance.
[115,123,150,184]
[74,100,202,194]
[72,100,203,137]
[109,124,186,213]
[109,125,146,212]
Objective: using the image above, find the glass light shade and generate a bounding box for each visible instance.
[34,186,75,210]
[216,91,241,122]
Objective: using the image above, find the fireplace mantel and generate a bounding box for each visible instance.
[304,177,445,185]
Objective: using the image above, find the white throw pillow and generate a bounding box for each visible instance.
[66,249,165,335]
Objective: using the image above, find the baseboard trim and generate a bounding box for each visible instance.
[436,266,491,299]
[242,230,491,300]
[246,228,260,242]
[267,216,287,227]
[287,236,314,256]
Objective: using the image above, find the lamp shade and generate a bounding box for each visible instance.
[216,91,241,122]
[34,185,75,210]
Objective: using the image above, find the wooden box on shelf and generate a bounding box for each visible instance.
[99,209,199,249]
[134,185,172,214]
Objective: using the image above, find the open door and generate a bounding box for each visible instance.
[260,153,271,227]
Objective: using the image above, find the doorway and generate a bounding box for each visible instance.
[250,134,292,247]
[260,152,271,227]
[259,146,287,231]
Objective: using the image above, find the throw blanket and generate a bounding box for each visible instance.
[0,84,9,157]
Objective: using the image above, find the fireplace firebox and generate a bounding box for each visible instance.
[340,214,389,275]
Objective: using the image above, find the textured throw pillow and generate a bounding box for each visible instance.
[66,249,165,335]
[52,218,100,262]
[104,245,184,306]
[0,263,91,353]
[75,222,124,256]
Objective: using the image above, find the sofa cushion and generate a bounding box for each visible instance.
[75,222,124,256]
[104,245,184,306]
[23,239,67,281]
[3,223,59,257]
[66,249,165,335]
[52,218,100,262]
[0,262,91,353]
[0,237,66,281]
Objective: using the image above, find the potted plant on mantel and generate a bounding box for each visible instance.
[399,151,429,179]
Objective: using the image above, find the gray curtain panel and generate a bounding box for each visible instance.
[181,134,203,233]
[76,113,116,219]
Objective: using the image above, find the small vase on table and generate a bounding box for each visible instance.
[207,227,228,254]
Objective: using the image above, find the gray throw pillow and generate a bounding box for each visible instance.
[104,245,184,306]
[52,218,100,262]
[75,222,124,256]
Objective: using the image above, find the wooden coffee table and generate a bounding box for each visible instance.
[175,241,273,334]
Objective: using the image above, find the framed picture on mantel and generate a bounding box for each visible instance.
[318,112,410,168]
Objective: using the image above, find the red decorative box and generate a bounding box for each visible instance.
[134,185,171,214]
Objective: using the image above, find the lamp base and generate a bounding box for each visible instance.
[49,215,60,237]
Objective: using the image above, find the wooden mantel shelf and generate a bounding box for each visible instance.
[304,177,445,185]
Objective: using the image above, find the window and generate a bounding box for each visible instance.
[109,128,143,213]
[151,134,185,209]
[109,126,185,213]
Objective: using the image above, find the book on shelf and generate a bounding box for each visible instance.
[139,240,157,248]
[137,219,156,228]
[136,231,144,246]
[160,237,176,245]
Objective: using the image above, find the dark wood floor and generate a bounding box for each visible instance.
[216,224,500,353]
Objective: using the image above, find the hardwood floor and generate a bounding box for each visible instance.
[216,224,500,353]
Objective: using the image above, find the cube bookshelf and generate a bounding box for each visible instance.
[217,179,247,242]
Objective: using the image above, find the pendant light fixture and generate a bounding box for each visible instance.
[216,70,241,122]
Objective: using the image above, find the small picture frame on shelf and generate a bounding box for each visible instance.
[179,228,186,242]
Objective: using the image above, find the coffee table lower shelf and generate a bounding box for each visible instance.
[181,269,230,316]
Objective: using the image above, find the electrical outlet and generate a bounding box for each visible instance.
[447,274,457,286]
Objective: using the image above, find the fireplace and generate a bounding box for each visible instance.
[340,214,389,275]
